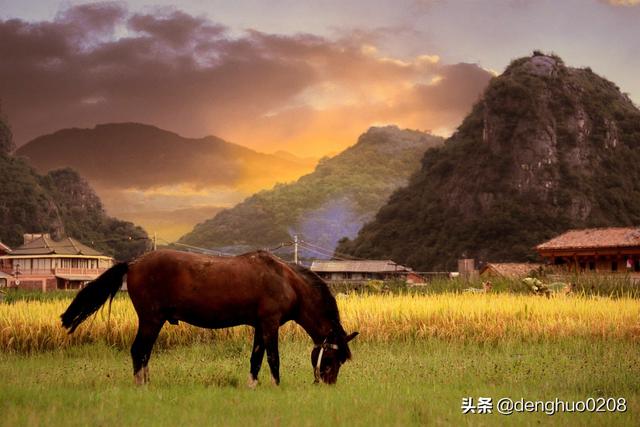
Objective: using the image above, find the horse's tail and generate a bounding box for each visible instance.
[61,262,129,334]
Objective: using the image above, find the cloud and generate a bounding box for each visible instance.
[605,0,640,5]
[0,3,492,156]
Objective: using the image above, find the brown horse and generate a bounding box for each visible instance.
[61,249,358,386]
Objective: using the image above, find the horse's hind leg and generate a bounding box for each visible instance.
[261,319,280,385]
[248,326,265,388]
[131,318,164,385]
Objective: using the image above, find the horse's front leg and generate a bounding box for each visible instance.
[248,326,265,388]
[261,320,280,385]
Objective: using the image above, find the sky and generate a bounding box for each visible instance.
[1,0,639,157]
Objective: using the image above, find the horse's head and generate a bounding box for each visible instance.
[286,263,359,384]
[311,330,359,384]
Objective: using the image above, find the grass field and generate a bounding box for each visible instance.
[1,293,639,426]
[1,340,638,426]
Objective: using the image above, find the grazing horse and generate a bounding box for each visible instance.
[61,249,358,386]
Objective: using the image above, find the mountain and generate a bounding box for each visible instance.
[116,206,224,243]
[0,157,148,261]
[15,123,316,240]
[178,126,443,256]
[272,150,318,167]
[0,114,147,260]
[16,123,314,190]
[337,52,640,271]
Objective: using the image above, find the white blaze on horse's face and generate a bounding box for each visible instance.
[312,344,341,384]
[312,331,359,385]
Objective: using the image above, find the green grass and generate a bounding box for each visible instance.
[1,339,638,426]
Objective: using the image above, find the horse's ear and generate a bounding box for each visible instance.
[345,332,359,342]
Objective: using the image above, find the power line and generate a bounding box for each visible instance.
[6,236,150,251]
[88,236,150,245]
[298,239,367,261]
[170,242,235,256]
[150,234,364,263]
[297,241,333,256]
[268,241,294,252]
[296,244,343,260]
[296,242,353,261]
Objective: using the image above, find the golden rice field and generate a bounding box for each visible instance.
[1,293,639,353]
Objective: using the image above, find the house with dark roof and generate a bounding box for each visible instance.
[0,233,113,291]
[536,227,640,273]
[310,259,425,284]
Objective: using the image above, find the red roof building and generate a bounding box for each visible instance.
[0,233,113,291]
[536,227,640,273]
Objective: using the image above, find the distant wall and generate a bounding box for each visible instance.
[458,259,478,280]
[16,278,57,292]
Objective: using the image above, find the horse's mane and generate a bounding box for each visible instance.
[289,263,343,331]
[289,263,353,361]
[241,251,344,334]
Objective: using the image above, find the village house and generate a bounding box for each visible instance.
[536,227,640,274]
[0,242,11,288]
[480,262,542,278]
[0,233,114,292]
[310,259,425,284]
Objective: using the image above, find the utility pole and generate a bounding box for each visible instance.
[153,232,157,251]
[294,235,299,265]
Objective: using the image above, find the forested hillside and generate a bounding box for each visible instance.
[0,112,148,260]
[179,126,443,255]
[338,53,640,270]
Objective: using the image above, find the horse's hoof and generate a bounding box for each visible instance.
[134,370,146,386]
[271,376,280,386]
[247,374,258,389]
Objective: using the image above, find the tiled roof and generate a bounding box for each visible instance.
[536,227,640,251]
[481,263,542,278]
[10,235,104,256]
[55,274,99,281]
[310,260,412,273]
